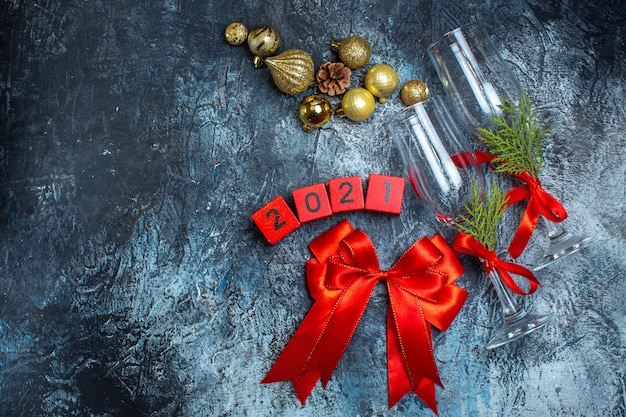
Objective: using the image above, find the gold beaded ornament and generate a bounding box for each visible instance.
[330,36,372,69]
[224,22,249,46]
[400,79,430,105]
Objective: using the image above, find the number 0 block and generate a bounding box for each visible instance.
[293,182,333,223]
[328,176,365,213]
[251,196,301,245]
[365,173,405,215]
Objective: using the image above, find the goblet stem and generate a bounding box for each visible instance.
[484,267,553,350]
[533,217,597,272]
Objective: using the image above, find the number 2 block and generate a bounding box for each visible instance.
[251,196,301,245]
[328,176,365,213]
[292,183,333,223]
[365,173,405,215]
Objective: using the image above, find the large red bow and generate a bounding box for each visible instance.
[262,220,468,415]
[452,232,540,295]
[452,151,568,259]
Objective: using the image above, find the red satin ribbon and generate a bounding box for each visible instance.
[452,232,540,296]
[452,150,568,259]
[505,171,567,258]
[262,220,468,415]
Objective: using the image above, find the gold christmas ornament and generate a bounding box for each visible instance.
[330,36,372,69]
[400,79,429,106]
[364,64,399,103]
[248,25,281,68]
[265,49,315,95]
[224,22,248,46]
[335,87,376,121]
[298,95,332,132]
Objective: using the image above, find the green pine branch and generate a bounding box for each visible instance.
[455,182,509,252]
[476,92,550,179]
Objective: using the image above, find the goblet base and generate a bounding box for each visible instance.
[533,230,597,272]
[486,309,553,350]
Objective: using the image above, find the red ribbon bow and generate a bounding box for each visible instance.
[452,232,540,296]
[505,171,568,258]
[262,220,468,415]
[452,150,568,259]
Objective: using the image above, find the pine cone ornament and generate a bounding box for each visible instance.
[316,62,351,96]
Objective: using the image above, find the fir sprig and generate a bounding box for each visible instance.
[455,182,509,252]
[477,92,550,179]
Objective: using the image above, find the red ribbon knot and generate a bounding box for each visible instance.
[506,171,568,258]
[452,232,541,296]
[262,220,468,415]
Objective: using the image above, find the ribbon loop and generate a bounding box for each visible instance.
[262,220,468,415]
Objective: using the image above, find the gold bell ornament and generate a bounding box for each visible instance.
[364,64,399,103]
[400,79,429,106]
[298,95,333,132]
[265,49,315,95]
[330,36,372,69]
[248,25,281,68]
[335,87,376,122]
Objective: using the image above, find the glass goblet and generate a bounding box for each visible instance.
[426,21,595,271]
[386,97,552,349]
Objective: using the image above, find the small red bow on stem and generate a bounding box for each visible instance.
[452,232,541,295]
[452,150,568,259]
[262,220,468,415]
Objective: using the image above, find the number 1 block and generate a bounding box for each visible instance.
[328,176,365,213]
[292,182,333,223]
[251,196,301,245]
[365,173,405,215]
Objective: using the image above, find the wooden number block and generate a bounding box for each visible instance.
[251,196,301,245]
[365,173,405,215]
[328,176,365,213]
[292,182,333,223]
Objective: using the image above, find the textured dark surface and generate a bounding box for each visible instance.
[1,1,625,416]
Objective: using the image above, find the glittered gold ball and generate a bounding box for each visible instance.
[248,25,281,58]
[400,79,429,105]
[336,87,376,122]
[298,95,332,131]
[331,36,372,69]
[224,22,248,46]
[364,64,399,103]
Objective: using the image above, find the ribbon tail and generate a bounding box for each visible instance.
[302,279,378,388]
[387,310,412,409]
[490,260,541,296]
[508,197,541,259]
[261,295,339,389]
[416,378,439,416]
[387,283,441,414]
[387,307,440,415]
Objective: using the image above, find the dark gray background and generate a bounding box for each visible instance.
[1,0,624,416]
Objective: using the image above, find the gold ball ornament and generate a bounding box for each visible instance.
[298,95,332,132]
[224,22,248,46]
[265,49,315,95]
[330,36,372,69]
[248,25,281,68]
[335,87,376,122]
[400,79,429,106]
[364,64,399,103]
